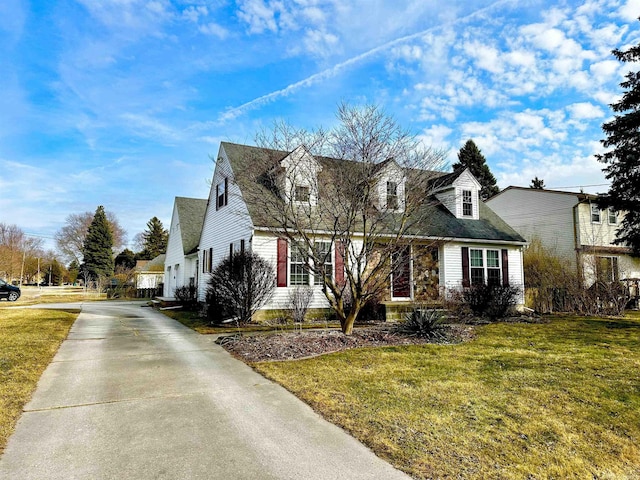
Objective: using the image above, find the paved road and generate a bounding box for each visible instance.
[0,301,410,479]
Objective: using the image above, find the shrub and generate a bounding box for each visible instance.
[287,287,314,324]
[174,284,197,309]
[206,251,275,325]
[394,308,446,339]
[457,284,521,320]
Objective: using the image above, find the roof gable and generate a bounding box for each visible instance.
[175,197,208,255]
[219,142,525,244]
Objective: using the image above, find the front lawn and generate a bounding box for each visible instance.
[0,309,77,452]
[255,313,640,479]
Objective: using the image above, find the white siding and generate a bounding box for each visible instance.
[197,145,254,301]
[487,189,579,267]
[441,242,525,304]
[435,170,481,219]
[164,201,184,297]
[252,233,331,310]
[576,202,622,247]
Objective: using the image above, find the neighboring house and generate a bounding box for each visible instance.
[196,142,526,319]
[487,187,640,286]
[135,254,165,291]
[163,196,208,297]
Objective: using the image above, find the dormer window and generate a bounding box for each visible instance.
[386,181,398,210]
[462,190,473,217]
[294,185,310,203]
[216,178,228,210]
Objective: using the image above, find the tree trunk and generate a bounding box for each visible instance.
[341,309,358,335]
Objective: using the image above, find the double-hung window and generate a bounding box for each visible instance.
[470,249,484,285]
[591,204,601,223]
[469,248,501,286]
[216,178,228,210]
[313,241,332,285]
[462,190,473,217]
[294,185,310,203]
[386,181,398,210]
[608,208,618,225]
[290,243,309,285]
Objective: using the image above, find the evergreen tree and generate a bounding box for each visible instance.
[596,32,640,255]
[115,249,137,270]
[453,139,499,200]
[139,217,168,260]
[82,206,114,279]
[530,177,545,189]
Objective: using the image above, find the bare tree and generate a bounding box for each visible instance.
[55,210,126,264]
[0,223,44,282]
[246,103,447,334]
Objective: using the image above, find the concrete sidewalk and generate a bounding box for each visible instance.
[0,302,411,479]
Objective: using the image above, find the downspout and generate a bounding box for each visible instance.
[573,201,584,287]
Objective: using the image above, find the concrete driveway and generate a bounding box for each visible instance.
[0,301,411,479]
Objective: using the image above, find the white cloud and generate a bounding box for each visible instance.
[619,0,640,21]
[237,0,280,33]
[567,102,605,120]
[199,22,229,39]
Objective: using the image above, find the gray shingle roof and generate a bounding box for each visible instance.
[221,142,525,244]
[175,197,208,255]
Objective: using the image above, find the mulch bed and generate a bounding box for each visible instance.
[217,323,476,362]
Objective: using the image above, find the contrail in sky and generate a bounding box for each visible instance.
[217,0,520,123]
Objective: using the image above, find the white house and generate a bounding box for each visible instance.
[196,142,527,319]
[135,254,165,292]
[163,196,208,297]
[487,186,640,286]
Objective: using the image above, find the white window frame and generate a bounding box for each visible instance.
[462,190,473,217]
[386,181,398,210]
[591,204,601,223]
[469,248,501,286]
[289,242,310,286]
[313,241,333,285]
[608,208,618,225]
[294,185,310,203]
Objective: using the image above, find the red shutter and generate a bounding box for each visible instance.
[461,247,470,288]
[501,249,509,286]
[277,238,288,287]
[335,241,345,286]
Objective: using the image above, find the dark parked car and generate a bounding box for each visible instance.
[0,279,20,301]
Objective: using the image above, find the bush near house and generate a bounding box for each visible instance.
[205,251,275,325]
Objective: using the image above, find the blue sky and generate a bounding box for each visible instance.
[1,0,639,253]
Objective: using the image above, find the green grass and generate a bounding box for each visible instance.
[0,309,78,453]
[255,313,640,479]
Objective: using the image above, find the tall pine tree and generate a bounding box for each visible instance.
[83,206,114,279]
[138,217,168,260]
[596,32,640,256]
[453,139,499,200]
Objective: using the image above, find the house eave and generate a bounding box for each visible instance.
[253,226,527,246]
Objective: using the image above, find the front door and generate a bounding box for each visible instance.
[392,247,411,298]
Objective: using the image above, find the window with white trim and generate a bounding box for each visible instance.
[313,241,332,284]
[608,208,618,225]
[596,256,619,283]
[591,204,601,223]
[290,243,309,285]
[386,181,398,210]
[462,190,473,217]
[294,185,310,202]
[469,248,501,286]
[216,178,228,209]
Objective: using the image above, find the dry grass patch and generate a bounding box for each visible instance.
[255,313,640,479]
[0,309,77,452]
